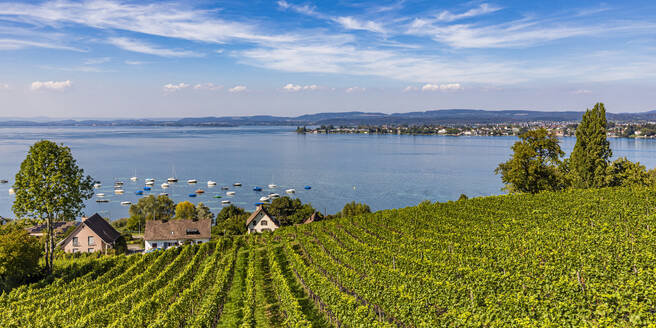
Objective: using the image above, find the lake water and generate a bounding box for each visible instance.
[1,126,656,220]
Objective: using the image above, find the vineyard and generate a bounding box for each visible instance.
[2,186,656,327]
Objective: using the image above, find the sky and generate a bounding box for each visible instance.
[0,0,655,118]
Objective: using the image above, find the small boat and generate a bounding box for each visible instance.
[188,193,197,197]
[207,181,217,186]
[159,193,169,196]
[259,196,270,202]
[221,200,231,204]
[145,182,155,186]
[269,193,280,198]
[94,183,102,189]
[167,177,178,183]
[195,189,205,194]
[221,186,229,190]
[213,195,222,198]
[253,186,262,192]
[121,201,132,206]
[144,187,151,191]
[96,199,109,203]
[187,179,198,184]
[304,186,312,190]
[0,179,8,183]
[114,181,124,186]
[268,184,277,189]
[114,185,123,189]
[145,178,155,183]
[8,188,15,194]
[226,191,236,196]
[130,176,138,181]
[285,189,296,194]
[161,183,169,188]
[233,182,242,187]
[114,189,124,194]
[254,202,265,206]
[96,193,105,197]
[135,190,143,195]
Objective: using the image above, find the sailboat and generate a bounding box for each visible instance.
[167,166,178,183]
[130,169,138,181]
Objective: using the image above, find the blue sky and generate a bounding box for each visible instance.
[0,0,655,118]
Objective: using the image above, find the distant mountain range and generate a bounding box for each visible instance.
[2,109,656,127]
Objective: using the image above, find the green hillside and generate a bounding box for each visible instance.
[2,186,656,327]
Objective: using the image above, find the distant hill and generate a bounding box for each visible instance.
[1,109,656,127]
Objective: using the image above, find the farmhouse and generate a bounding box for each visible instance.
[58,213,121,253]
[246,205,280,233]
[144,219,211,251]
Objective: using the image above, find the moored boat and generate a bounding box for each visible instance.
[187,179,198,184]
[135,190,144,195]
[121,201,132,206]
[161,183,169,188]
[226,191,236,196]
[269,193,280,198]
[8,188,15,194]
[253,186,262,192]
[96,199,109,203]
[114,189,124,194]
[207,181,217,186]
[221,200,231,204]
[145,181,155,186]
[188,193,197,197]
[0,179,8,184]
[195,189,205,194]
[268,184,277,189]
[96,193,105,197]
[233,182,242,187]
[285,189,296,194]
[304,185,312,190]
[159,193,168,196]
[259,196,270,202]
[221,186,229,190]
[167,177,178,183]
[94,183,102,189]
[144,187,151,191]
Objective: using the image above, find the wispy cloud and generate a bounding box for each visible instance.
[0,38,83,51]
[346,86,365,93]
[30,80,72,91]
[434,4,501,22]
[228,85,247,93]
[83,57,111,65]
[109,37,201,57]
[571,89,592,95]
[194,83,222,91]
[163,82,189,92]
[282,83,320,92]
[333,16,386,34]
[277,0,319,17]
[421,83,462,91]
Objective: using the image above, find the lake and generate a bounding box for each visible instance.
[1,126,656,220]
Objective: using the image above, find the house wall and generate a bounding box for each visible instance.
[63,225,109,253]
[248,213,279,233]
[144,238,209,251]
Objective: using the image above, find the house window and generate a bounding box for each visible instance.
[72,248,79,253]
[261,220,268,226]
[72,237,79,247]
[88,236,95,246]
[197,241,202,244]
[88,248,94,253]
[152,243,157,248]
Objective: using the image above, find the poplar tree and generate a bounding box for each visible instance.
[12,140,95,274]
[569,103,612,188]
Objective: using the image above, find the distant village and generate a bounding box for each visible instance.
[297,121,656,138]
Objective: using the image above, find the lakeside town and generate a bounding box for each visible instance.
[297,121,656,138]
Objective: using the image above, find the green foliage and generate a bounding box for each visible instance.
[175,201,197,220]
[196,202,213,220]
[605,157,655,187]
[127,195,175,230]
[0,229,43,291]
[212,213,249,236]
[12,140,95,273]
[457,194,468,201]
[267,196,316,225]
[569,103,613,188]
[495,128,565,193]
[216,204,248,223]
[338,201,372,217]
[112,235,128,255]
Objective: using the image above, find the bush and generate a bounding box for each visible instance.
[0,229,43,291]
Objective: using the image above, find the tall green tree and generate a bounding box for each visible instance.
[175,201,197,220]
[195,202,213,220]
[604,157,655,187]
[268,196,317,225]
[0,229,43,291]
[569,103,613,188]
[338,201,371,217]
[495,128,565,194]
[12,140,95,274]
[127,195,175,231]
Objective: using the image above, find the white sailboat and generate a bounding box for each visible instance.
[207,180,217,186]
[161,183,170,188]
[130,169,138,181]
[226,191,236,196]
[168,166,178,183]
[285,189,296,194]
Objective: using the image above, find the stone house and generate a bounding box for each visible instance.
[246,205,280,233]
[144,219,211,251]
[58,213,121,253]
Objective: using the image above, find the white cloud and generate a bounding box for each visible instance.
[403,86,418,92]
[346,86,365,93]
[228,85,247,93]
[435,4,501,22]
[30,80,72,91]
[282,83,320,92]
[109,37,201,58]
[83,57,110,65]
[0,38,83,51]
[194,83,222,91]
[0,83,9,90]
[125,60,146,65]
[277,0,319,17]
[421,83,462,91]
[163,83,189,92]
[334,17,385,34]
[572,89,592,95]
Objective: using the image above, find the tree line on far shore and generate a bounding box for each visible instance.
[496,103,656,193]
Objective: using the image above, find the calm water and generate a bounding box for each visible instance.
[1,126,656,220]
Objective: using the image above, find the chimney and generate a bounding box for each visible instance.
[81,216,88,222]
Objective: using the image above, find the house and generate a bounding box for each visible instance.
[27,221,79,238]
[58,214,121,253]
[246,205,280,233]
[303,212,322,225]
[144,219,211,251]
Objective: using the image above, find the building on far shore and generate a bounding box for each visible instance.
[58,214,121,254]
[144,219,211,251]
[27,221,79,238]
[246,205,280,233]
